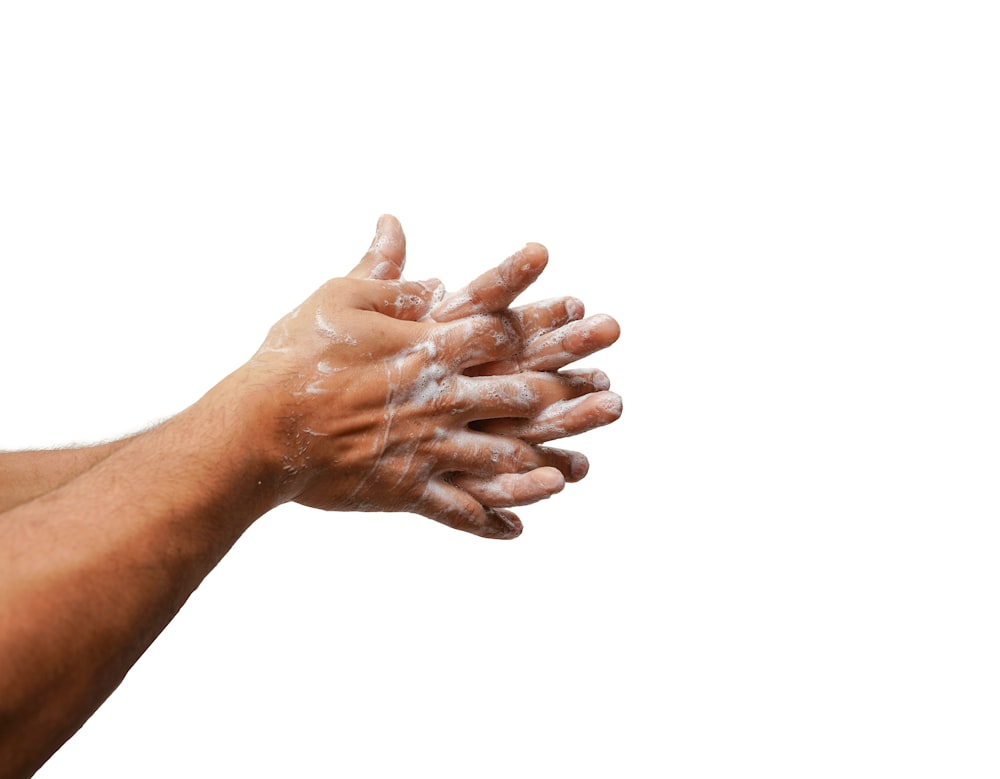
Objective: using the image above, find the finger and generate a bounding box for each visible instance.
[355,278,443,321]
[433,311,526,369]
[451,467,565,508]
[463,296,585,375]
[447,370,610,423]
[475,391,624,444]
[534,445,589,482]
[348,214,408,280]
[444,374,548,421]
[513,295,585,343]
[430,243,548,321]
[434,430,589,482]
[469,313,621,375]
[418,478,523,539]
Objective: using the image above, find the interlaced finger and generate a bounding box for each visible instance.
[450,467,565,508]
[417,478,523,539]
[431,311,526,369]
[474,390,624,444]
[468,313,621,375]
[445,370,609,423]
[430,243,548,321]
[431,430,588,483]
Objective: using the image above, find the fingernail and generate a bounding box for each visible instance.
[566,297,585,320]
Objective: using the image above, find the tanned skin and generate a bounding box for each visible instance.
[0,215,621,778]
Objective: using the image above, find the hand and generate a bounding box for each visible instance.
[352,215,623,510]
[239,252,607,539]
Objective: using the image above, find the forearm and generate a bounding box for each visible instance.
[0,377,280,778]
[0,215,623,777]
[0,435,142,514]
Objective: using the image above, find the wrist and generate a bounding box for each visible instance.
[195,365,302,515]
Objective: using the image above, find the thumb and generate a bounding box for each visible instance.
[347,214,407,280]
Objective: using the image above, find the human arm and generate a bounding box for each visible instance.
[0,436,142,514]
[0,217,621,522]
[0,388,274,778]
[0,248,614,777]
[0,219,620,520]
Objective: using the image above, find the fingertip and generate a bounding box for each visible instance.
[497,243,548,291]
[484,508,523,540]
[416,278,447,315]
[350,215,407,280]
[564,314,621,354]
[593,313,622,344]
[534,466,566,495]
[376,213,400,233]
[371,214,406,259]
[605,315,621,344]
[569,451,590,482]
[566,296,586,321]
[602,391,624,420]
[522,242,548,263]
[419,277,444,295]
[515,243,548,281]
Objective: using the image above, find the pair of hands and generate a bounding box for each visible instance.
[240,215,621,539]
[0,217,620,779]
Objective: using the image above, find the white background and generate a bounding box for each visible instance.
[2,2,998,777]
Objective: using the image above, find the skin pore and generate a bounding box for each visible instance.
[0,215,621,778]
